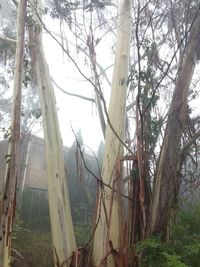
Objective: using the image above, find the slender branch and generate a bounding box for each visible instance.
[126,100,136,112]
[0,34,16,44]
[52,77,95,103]
[180,129,200,159]
[11,0,18,7]
[139,0,152,14]
[12,249,24,261]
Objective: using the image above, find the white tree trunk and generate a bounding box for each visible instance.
[92,0,131,266]
[29,1,76,266]
[0,0,27,266]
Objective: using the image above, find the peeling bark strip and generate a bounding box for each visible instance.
[150,11,200,237]
[0,0,27,266]
[92,0,132,266]
[29,0,76,266]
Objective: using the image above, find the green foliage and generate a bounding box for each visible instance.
[136,203,200,267]
[136,237,187,267]
[173,204,200,267]
[150,116,163,147]
[46,0,109,30]
[163,253,187,267]
[136,237,171,267]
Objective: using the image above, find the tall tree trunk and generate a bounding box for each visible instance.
[92,0,131,266]
[29,1,76,266]
[149,13,200,237]
[0,0,27,266]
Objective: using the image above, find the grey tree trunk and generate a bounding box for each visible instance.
[149,13,200,237]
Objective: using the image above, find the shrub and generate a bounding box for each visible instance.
[136,203,200,267]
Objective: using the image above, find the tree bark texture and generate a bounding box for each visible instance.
[0,0,27,266]
[29,1,76,266]
[149,13,200,237]
[92,0,131,266]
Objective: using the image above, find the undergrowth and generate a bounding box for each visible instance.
[136,203,200,267]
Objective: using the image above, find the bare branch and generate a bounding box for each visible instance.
[180,129,200,159]
[52,77,95,103]
[126,101,136,112]
[0,34,16,45]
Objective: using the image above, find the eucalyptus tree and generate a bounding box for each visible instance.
[0,0,27,266]
[127,0,200,245]
[28,0,76,266]
[148,0,200,237]
[92,0,132,266]
[0,0,41,138]
[0,1,16,138]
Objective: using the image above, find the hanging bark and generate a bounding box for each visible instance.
[0,0,27,266]
[28,0,76,266]
[92,0,131,266]
[149,12,200,238]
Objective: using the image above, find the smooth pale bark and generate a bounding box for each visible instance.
[0,0,27,266]
[149,14,200,236]
[29,1,76,265]
[92,0,131,266]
